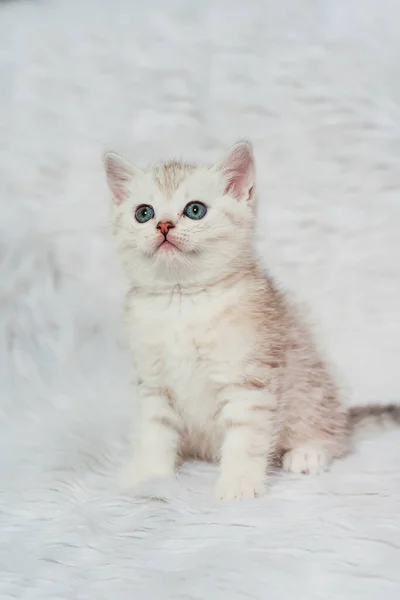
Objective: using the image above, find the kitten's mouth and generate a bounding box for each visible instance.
[156,239,180,252]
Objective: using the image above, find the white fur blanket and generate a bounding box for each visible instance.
[1,0,400,598]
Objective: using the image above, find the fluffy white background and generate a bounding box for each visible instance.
[1,0,400,598]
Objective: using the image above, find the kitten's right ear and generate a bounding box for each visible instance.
[103,152,140,205]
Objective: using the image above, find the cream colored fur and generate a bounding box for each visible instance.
[104,142,398,501]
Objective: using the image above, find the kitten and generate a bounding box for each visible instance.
[104,141,400,501]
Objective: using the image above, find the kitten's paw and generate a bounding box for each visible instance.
[282,444,329,475]
[118,458,175,489]
[215,473,266,501]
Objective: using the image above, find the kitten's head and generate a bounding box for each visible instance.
[104,141,257,290]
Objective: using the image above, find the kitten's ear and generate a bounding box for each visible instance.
[103,152,141,204]
[215,141,255,202]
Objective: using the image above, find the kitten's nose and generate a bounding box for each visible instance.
[157,221,175,236]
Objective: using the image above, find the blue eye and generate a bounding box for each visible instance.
[135,205,155,223]
[183,201,207,220]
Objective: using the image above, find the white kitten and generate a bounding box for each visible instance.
[104,141,400,501]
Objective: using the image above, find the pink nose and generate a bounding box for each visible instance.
[157,221,175,236]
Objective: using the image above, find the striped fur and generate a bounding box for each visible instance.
[105,142,400,500]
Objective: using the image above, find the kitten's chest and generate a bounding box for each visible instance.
[128,293,218,415]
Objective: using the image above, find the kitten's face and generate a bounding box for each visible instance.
[104,142,256,289]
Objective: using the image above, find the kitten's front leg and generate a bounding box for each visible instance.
[121,387,183,487]
[215,387,277,501]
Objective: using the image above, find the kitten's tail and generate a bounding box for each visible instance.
[348,404,400,440]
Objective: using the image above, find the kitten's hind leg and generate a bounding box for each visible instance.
[279,410,350,476]
[282,442,329,475]
[280,344,350,476]
[280,415,350,476]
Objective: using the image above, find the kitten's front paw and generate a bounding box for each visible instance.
[118,458,175,489]
[282,444,329,475]
[215,472,266,501]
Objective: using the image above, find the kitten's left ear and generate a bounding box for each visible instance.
[215,141,255,202]
[103,152,141,205]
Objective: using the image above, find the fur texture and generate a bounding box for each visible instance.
[3,0,400,595]
[104,142,399,500]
